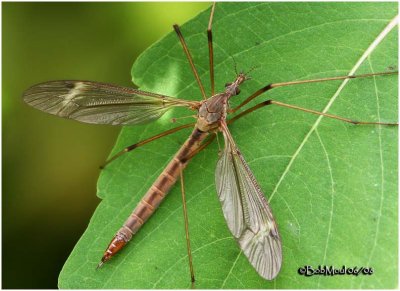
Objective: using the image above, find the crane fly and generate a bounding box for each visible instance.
[22,3,397,284]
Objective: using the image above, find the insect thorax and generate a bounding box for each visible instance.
[197,93,229,132]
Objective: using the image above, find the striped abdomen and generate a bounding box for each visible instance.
[98,127,208,266]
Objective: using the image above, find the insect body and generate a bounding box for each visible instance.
[96,72,282,280]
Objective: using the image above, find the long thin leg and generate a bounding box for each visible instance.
[179,167,195,288]
[173,24,207,100]
[229,99,398,126]
[100,122,195,169]
[231,71,398,113]
[207,3,216,96]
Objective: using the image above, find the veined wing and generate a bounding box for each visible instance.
[215,127,282,280]
[23,80,198,125]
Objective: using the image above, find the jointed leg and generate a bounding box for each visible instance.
[228,99,398,126]
[173,25,207,100]
[230,71,398,113]
[264,100,398,125]
[100,123,195,169]
[177,133,218,287]
[179,167,195,287]
[101,123,217,170]
[207,3,216,96]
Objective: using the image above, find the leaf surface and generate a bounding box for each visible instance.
[59,3,398,288]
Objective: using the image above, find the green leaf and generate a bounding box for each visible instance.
[59,3,398,289]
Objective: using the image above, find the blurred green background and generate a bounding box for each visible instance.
[3,2,210,288]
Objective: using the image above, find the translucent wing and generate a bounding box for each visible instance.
[215,128,282,280]
[23,80,198,125]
